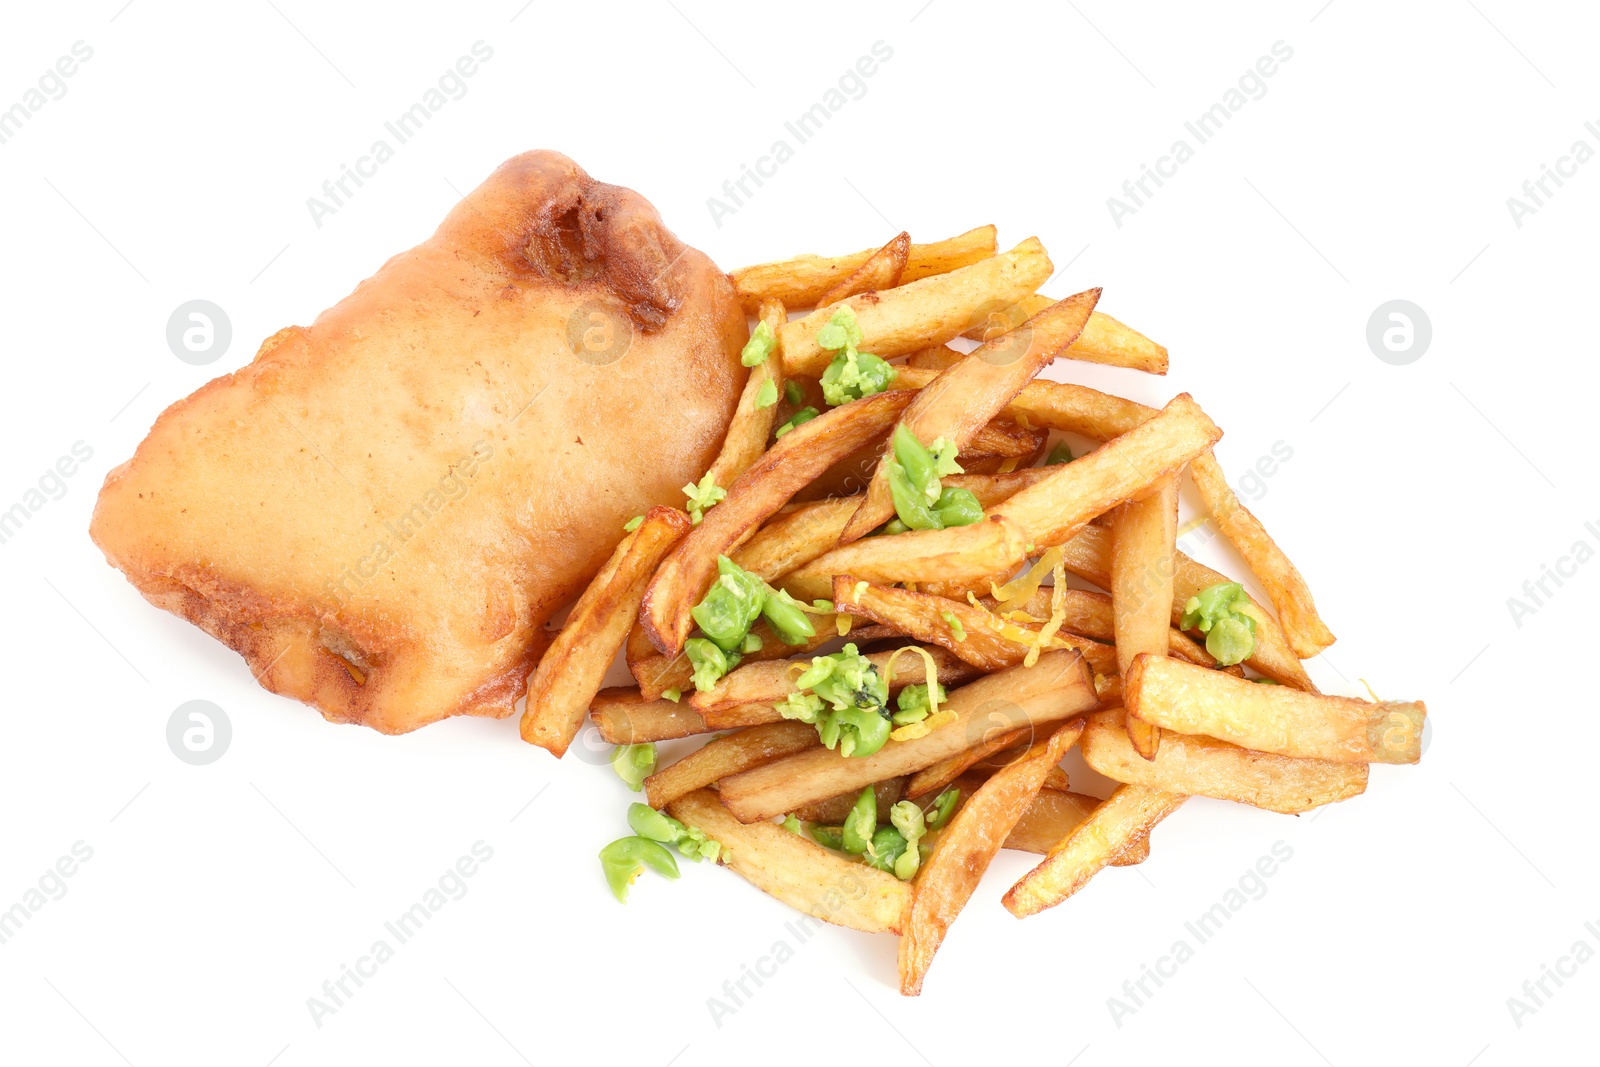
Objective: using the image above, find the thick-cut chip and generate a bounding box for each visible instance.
[899,720,1085,995]
[731,497,860,580]
[1167,627,1232,670]
[999,787,1099,853]
[834,577,1119,682]
[987,394,1222,549]
[728,225,998,312]
[898,372,1329,659]
[963,294,1169,375]
[521,506,690,756]
[1080,709,1368,813]
[1114,832,1152,866]
[939,775,1141,861]
[943,468,1062,506]
[691,645,976,716]
[780,516,1029,602]
[993,586,1222,669]
[707,298,788,489]
[1189,452,1336,658]
[904,725,1033,799]
[1002,785,1185,917]
[1111,476,1177,759]
[839,288,1102,542]
[891,367,1153,440]
[589,687,711,744]
[627,645,694,701]
[967,416,1049,460]
[906,344,966,371]
[735,469,1054,587]
[667,789,912,934]
[628,617,893,700]
[643,721,820,809]
[695,701,790,730]
[779,238,1053,377]
[1125,655,1425,764]
[817,232,910,308]
[642,388,915,654]
[794,418,1044,503]
[1057,524,1315,690]
[791,778,906,823]
[718,649,1097,822]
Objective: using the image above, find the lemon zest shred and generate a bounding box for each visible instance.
[881,644,944,720]
[1025,557,1070,668]
[990,547,1064,614]
[891,708,957,743]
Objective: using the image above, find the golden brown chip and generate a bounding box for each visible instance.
[899,720,1085,994]
[667,789,912,934]
[521,506,690,755]
[718,649,1097,822]
[1125,655,1426,764]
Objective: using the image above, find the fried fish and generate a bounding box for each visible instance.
[90,150,745,733]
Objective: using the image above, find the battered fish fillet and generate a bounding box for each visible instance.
[90,151,746,733]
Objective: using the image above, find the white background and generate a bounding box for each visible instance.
[1,2,1593,1065]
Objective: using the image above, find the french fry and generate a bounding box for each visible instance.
[900,720,1085,995]
[1189,452,1336,658]
[718,649,1097,822]
[987,394,1222,549]
[943,467,1061,505]
[906,344,965,371]
[696,701,791,730]
[667,789,912,935]
[939,774,1141,860]
[999,787,1100,853]
[707,298,787,489]
[1125,655,1426,764]
[643,721,820,809]
[627,647,694,701]
[691,644,977,716]
[521,506,690,755]
[967,416,1049,460]
[1002,785,1185,918]
[729,225,998,313]
[642,388,915,654]
[963,294,1169,375]
[731,497,860,580]
[1114,832,1152,866]
[834,577,1119,682]
[1057,524,1315,690]
[734,469,1055,588]
[891,366,1154,440]
[1167,627,1234,670]
[791,778,906,824]
[628,618,897,700]
[589,687,711,744]
[1079,709,1368,813]
[793,420,1041,503]
[1111,476,1177,759]
[900,372,1331,659]
[992,585,1225,669]
[838,288,1102,542]
[779,516,1029,602]
[817,232,910,308]
[904,725,1033,799]
[779,238,1053,377]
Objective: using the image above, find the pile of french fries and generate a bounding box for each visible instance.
[520,225,1428,996]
